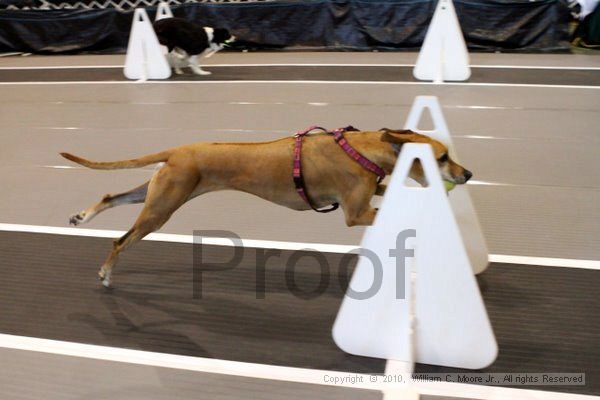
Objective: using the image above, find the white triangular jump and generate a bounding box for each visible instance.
[332,143,497,369]
[413,0,470,82]
[405,96,489,274]
[124,8,171,81]
[155,2,174,21]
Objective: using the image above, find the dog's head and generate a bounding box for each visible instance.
[211,28,235,47]
[380,128,472,186]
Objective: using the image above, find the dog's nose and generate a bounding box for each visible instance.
[463,169,473,182]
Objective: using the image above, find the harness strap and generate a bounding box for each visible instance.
[292,125,386,213]
[293,126,339,213]
[331,127,386,183]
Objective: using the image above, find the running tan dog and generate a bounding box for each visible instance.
[61,128,472,287]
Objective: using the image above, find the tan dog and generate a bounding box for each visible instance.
[61,128,472,287]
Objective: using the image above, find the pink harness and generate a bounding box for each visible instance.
[293,126,386,213]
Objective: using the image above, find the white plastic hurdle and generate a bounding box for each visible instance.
[124,8,171,81]
[155,2,174,21]
[332,100,497,397]
[332,142,497,372]
[405,96,489,275]
[413,0,470,82]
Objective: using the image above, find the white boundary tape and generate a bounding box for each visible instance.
[0,333,598,400]
[0,80,599,90]
[0,223,599,270]
[1,63,600,70]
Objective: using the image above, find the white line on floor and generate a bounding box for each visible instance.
[0,222,358,253]
[0,333,380,391]
[182,63,600,70]
[473,64,600,70]
[1,63,599,70]
[0,80,599,90]
[1,223,599,270]
[0,52,25,58]
[0,333,597,400]
[0,65,123,69]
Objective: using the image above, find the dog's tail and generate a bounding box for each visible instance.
[60,150,171,170]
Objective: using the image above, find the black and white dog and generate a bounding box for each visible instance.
[153,17,234,75]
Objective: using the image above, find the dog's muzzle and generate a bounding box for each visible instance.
[223,37,236,47]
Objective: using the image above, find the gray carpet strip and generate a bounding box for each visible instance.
[0,66,598,86]
[0,231,598,395]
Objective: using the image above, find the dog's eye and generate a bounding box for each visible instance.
[439,153,449,163]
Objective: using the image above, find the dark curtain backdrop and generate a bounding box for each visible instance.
[0,0,571,53]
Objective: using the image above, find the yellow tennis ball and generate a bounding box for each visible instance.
[444,180,457,192]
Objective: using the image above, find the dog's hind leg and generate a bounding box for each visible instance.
[167,48,189,74]
[98,162,200,287]
[69,182,149,226]
[166,51,185,75]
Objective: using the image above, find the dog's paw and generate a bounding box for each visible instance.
[69,211,86,226]
[102,277,111,288]
[98,267,111,288]
[192,69,212,76]
[174,68,184,75]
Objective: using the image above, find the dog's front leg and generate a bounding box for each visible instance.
[375,184,387,196]
[188,55,212,76]
[344,207,377,227]
[341,184,378,227]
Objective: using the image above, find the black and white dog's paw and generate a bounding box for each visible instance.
[190,66,212,75]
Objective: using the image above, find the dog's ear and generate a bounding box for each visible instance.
[380,128,413,135]
[380,128,417,144]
